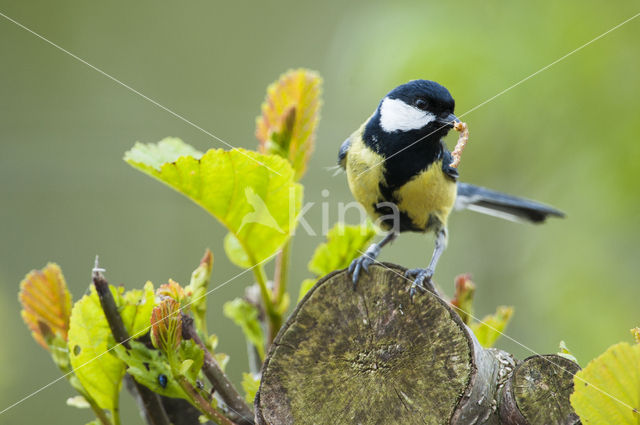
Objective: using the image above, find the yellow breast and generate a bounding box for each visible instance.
[345,130,385,222]
[345,129,457,232]
[393,161,457,230]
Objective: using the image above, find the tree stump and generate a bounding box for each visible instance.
[255,264,580,424]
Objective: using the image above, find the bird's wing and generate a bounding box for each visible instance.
[337,137,351,170]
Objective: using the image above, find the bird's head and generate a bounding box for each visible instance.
[376,80,458,140]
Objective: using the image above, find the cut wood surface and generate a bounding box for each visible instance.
[255,263,580,425]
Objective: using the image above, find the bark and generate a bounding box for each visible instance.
[254,264,580,425]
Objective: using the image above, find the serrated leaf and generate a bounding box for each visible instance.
[124,137,203,170]
[68,288,124,411]
[68,283,156,410]
[570,342,640,424]
[470,306,514,348]
[19,263,72,351]
[256,69,322,180]
[223,298,264,360]
[308,222,376,276]
[298,278,316,302]
[241,373,261,404]
[125,144,302,268]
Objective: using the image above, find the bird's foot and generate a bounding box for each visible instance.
[348,246,381,290]
[404,268,436,299]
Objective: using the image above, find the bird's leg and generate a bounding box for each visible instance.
[405,228,447,298]
[348,231,397,289]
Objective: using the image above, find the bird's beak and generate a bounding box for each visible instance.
[436,113,460,127]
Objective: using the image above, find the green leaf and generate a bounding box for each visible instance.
[241,373,261,404]
[185,249,214,334]
[68,283,156,410]
[113,341,187,399]
[179,359,194,376]
[223,298,265,360]
[298,278,316,302]
[178,339,205,383]
[557,340,579,364]
[308,222,377,276]
[256,69,322,180]
[125,143,303,268]
[68,288,125,411]
[120,281,156,338]
[470,306,514,348]
[124,137,203,170]
[571,342,640,424]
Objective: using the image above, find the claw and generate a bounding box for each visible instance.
[348,254,375,290]
[404,268,435,299]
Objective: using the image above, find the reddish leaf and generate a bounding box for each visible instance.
[19,263,72,350]
[256,69,322,180]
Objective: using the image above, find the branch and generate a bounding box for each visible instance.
[255,264,580,424]
[92,259,171,425]
[182,314,255,425]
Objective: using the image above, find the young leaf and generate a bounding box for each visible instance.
[450,274,475,326]
[125,143,303,268]
[113,341,187,399]
[256,69,322,180]
[241,373,260,404]
[185,249,213,333]
[470,306,514,348]
[570,342,640,424]
[557,340,579,364]
[68,288,125,411]
[19,263,72,351]
[151,298,182,354]
[157,279,188,306]
[223,298,265,360]
[119,281,156,337]
[307,222,377,277]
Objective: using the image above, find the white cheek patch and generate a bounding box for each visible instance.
[379,97,436,133]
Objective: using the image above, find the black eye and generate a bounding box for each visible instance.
[415,99,427,109]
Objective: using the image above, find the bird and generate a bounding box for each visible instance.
[338,79,564,297]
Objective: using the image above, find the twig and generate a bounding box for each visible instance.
[175,375,236,425]
[92,257,171,425]
[182,314,255,425]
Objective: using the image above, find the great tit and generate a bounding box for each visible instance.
[338,80,564,296]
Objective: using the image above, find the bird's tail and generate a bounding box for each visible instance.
[454,182,565,223]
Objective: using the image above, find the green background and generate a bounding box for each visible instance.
[1,1,639,423]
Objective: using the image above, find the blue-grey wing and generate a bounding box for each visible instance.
[337,137,351,170]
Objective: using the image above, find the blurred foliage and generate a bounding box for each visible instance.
[3,1,640,424]
[571,340,640,424]
[449,274,514,347]
[298,222,376,300]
